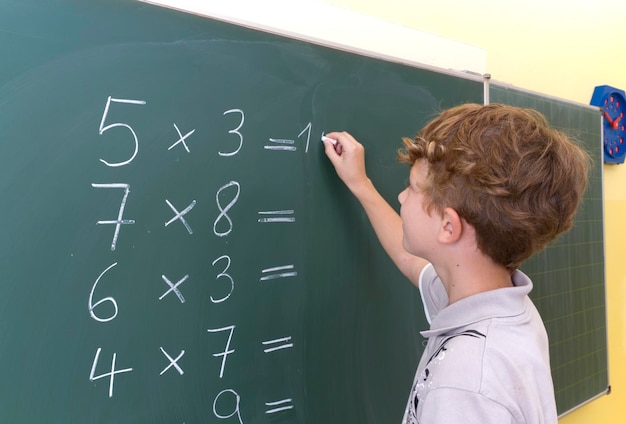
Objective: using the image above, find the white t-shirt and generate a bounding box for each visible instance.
[402,264,557,424]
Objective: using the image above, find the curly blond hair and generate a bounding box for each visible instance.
[397,103,590,271]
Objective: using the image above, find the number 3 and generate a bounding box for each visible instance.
[211,255,234,303]
[220,109,244,157]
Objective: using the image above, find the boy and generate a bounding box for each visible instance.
[322,104,590,424]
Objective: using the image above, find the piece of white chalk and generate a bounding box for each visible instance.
[321,135,337,145]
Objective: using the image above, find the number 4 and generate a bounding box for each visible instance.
[89,348,133,398]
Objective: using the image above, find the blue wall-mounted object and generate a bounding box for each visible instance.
[591,85,626,164]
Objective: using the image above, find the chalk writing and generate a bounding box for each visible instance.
[165,199,196,235]
[211,255,234,303]
[299,122,312,153]
[85,96,307,420]
[213,389,244,424]
[264,122,312,152]
[265,398,294,414]
[88,262,119,323]
[265,138,297,151]
[91,183,135,251]
[262,336,294,353]
[89,348,133,398]
[159,274,189,303]
[214,181,241,237]
[159,347,185,376]
[257,209,295,223]
[260,264,297,281]
[98,96,146,167]
[219,109,244,157]
[168,123,195,153]
[207,325,236,379]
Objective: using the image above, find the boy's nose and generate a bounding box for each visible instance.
[398,188,407,204]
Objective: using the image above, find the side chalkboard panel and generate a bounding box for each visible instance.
[0,1,483,422]
[490,85,608,415]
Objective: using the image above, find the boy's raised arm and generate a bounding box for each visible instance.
[322,131,427,286]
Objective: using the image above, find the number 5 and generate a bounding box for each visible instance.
[98,96,146,167]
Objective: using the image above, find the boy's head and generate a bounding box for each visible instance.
[398,103,590,271]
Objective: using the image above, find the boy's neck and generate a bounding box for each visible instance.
[433,254,514,305]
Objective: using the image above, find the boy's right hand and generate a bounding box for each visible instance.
[322,131,371,196]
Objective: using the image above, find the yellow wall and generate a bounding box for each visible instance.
[324,0,626,421]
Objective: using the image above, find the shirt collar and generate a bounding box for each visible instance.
[421,269,533,338]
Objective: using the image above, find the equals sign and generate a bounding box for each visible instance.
[265,138,297,151]
[260,265,297,281]
[265,398,294,414]
[257,210,295,223]
[262,336,293,353]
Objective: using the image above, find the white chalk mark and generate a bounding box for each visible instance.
[265,398,294,414]
[299,122,312,152]
[265,122,312,152]
[98,96,146,167]
[214,181,241,237]
[260,264,297,281]
[159,274,189,303]
[268,139,294,144]
[88,262,119,323]
[207,325,236,379]
[89,348,133,398]
[91,183,135,251]
[213,389,243,423]
[165,199,196,234]
[220,109,244,157]
[265,138,297,151]
[168,123,195,153]
[257,210,295,223]
[211,255,234,303]
[262,336,294,353]
[159,347,185,376]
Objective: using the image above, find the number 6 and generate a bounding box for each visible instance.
[89,262,119,322]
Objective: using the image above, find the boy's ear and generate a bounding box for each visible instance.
[438,207,463,244]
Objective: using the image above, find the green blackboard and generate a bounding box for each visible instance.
[0,0,484,422]
[490,84,609,415]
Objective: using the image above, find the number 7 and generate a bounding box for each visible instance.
[99,96,146,167]
[91,183,135,251]
[207,325,236,379]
